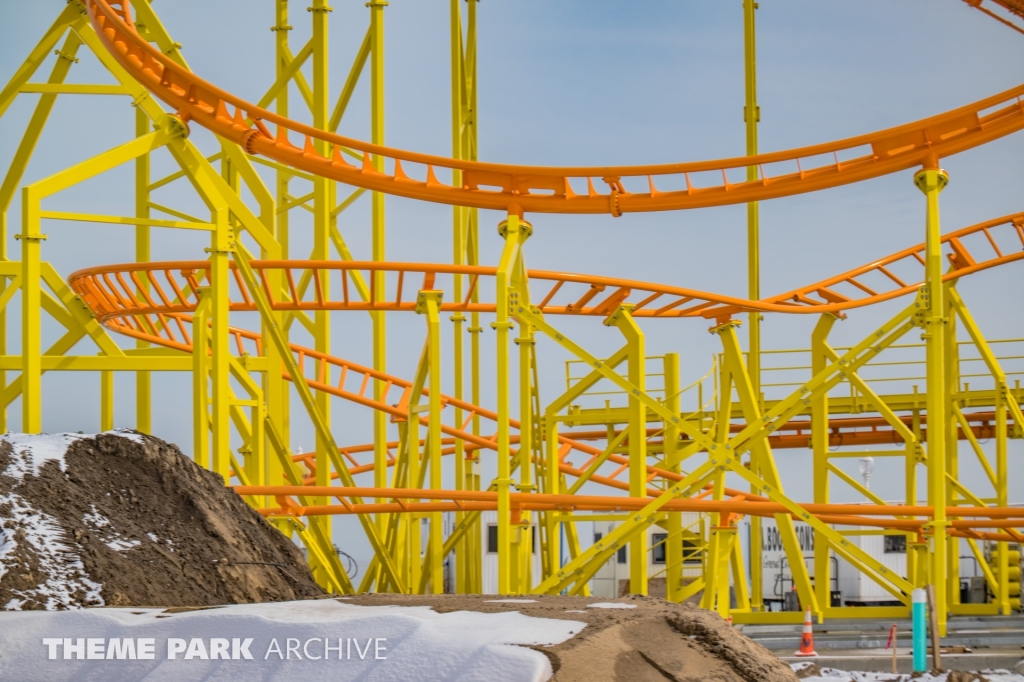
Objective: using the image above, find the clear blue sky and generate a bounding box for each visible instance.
[1,1,1022,567]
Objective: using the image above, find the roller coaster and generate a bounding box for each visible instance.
[1,0,1022,635]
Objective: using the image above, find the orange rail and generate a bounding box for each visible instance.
[964,0,1024,34]
[234,485,1024,542]
[287,409,1011,488]
[67,212,1024,326]
[67,214,1021,494]
[86,0,1024,216]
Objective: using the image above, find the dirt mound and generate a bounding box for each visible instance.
[345,593,798,682]
[0,431,324,609]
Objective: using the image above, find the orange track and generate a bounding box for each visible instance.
[87,0,1024,216]
[75,1,1024,540]
[68,212,1024,325]
[235,485,1024,544]
[67,218,1021,502]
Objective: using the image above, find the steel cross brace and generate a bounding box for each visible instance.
[234,244,406,592]
[517,297,921,600]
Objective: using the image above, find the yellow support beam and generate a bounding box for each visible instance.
[19,83,127,95]
[607,305,649,596]
[914,166,950,635]
[416,290,446,594]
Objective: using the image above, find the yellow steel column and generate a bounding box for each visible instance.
[135,107,152,434]
[994,370,1010,613]
[369,0,390,548]
[209,209,232,481]
[608,305,648,596]
[417,290,445,594]
[101,371,114,431]
[16,127,173,434]
[465,0,482,594]
[310,0,334,569]
[704,343,732,611]
[495,213,530,594]
[743,0,761,402]
[516,319,536,593]
[19,185,44,433]
[908,405,922,585]
[913,163,949,636]
[192,289,211,469]
[269,0,292,482]
[450,0,468,594]
[812,314,837,613]
[0,31,82,432]
[944,293,960,610]
[544,402,562,586]
[743,0,764,611]
[664,353,683,602]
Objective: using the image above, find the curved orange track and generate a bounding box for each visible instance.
[68,212,1024,326]
[67,217,1022,506]
[87,0,1024,216]
[73,1,1024,540]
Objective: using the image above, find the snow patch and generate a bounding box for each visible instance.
[0,432,144,610]
[0,430,143,479]
[791,665,1024,682]
[0,495,103,610]
[105,538,141,552]
[83,505,109,528]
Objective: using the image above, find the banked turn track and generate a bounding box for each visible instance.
[86,0,1024,216]
[69,212,1024,540]
[70,0,1024,574]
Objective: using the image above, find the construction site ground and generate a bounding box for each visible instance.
[743,615,1024,673]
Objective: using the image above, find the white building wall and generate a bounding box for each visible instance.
[590,514,704,598]
[750,517,910,607]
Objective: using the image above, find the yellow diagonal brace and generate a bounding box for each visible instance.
[716,322,817,615]
[41,263,124,357]
[944,472,986,509]
[130,0,189,68]
[532,460,720,595]
[232,244,405,591]
[549,346,629,416]
[950,288,1024,429]
[30,130,174,199]
[0,3,79,118]
[0,275,22,312]
[2,328,84,407]
[822,344,918,445]
[1,31,84,220]
[255,38,313,110]
[953,404,998,489]
[329,25,372,132]
[72,22,281,257]
[280,40,315,112]
[518,305,715,451]
[567,429,629,495]
[827,461,889,507]
[262,405,354,593]
[725,458,914,603]
[522,297,919,600]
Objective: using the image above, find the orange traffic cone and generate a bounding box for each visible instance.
[794,609,818,657]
